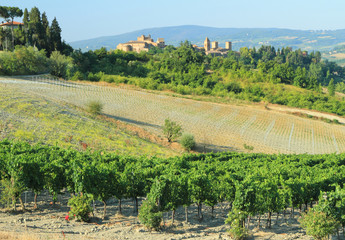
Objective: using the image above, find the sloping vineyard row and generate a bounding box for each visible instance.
[1,140,345,234]
[2,77,345,154]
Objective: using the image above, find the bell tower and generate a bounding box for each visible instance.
[204,37,210,51]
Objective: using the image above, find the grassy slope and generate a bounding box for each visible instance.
[0,85,178,157]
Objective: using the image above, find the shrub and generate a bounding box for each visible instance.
[86,100,103,115]
[163,119,182,143]
[49,51,73,78]
[332,119,340,124]
[180,133,195,151]
[299,208,340,240]
[139,199,162,231]
[87,72,104,82]
[101,74,116,83]
[243,144,254,151]
[225,81,243,93]
[70,71,84,81]
[225,208,248,240]
[68,195,92,222]
[0,46,49,75]
[0,178,25,211]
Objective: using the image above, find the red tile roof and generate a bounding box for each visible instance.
[0,21,24,27]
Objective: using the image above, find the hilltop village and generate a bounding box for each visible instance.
[116,35,232,56]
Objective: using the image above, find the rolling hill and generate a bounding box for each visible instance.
[2,76,345,155]
[0,77,178,157]
[69,25,345,52]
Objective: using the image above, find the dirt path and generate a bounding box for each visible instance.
[267,104,345,124]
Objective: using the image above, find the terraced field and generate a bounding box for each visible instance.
[1,76,345,154]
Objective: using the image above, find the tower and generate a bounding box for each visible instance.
[211,41,218,49]
[225,41,232,51]
[204,37,210,51]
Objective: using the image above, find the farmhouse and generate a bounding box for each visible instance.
[0,21,24,30]
[117,35,166,53]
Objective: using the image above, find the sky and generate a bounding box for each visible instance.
[1,0,345,42]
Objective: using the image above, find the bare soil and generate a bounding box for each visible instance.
[0,191,320,240]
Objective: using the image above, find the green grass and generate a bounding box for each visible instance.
[0,85,178,157]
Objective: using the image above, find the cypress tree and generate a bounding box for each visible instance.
[23,8,30,45]
[41,12,49,53]
[328,78,335,96]
[29,7,44,48]
[50,17,62,52]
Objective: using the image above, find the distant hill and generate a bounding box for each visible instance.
[322,44,345,66]
[69,25,345,52]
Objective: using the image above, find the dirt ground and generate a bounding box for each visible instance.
[0,191,324,240]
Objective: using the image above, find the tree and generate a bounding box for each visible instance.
[0,28,10,50]
[28,7,44,49]
[163,119,182,143]
[6,7,23,48]
[41,12,49,53]
[328,78,335,96]
[0,6,9,23]
[0,6,9,50]
[50,17,62,52]
[22,8,29,45]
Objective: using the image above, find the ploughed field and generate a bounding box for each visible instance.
[1,76,345,154]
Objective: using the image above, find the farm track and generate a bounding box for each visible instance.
[2,76,345,154]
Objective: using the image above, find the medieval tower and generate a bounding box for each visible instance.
[225,41,232,51]
[204,37,210,51]
[211,41,218,49]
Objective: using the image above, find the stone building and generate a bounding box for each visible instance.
[202,37,232,57]
[204,37,210,51]
[117,35,166,53]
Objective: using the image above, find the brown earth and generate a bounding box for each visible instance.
[0,191,318,240]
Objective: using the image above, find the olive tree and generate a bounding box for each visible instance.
[163,119,182,143]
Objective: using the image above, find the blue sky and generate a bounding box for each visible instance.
[1,0,345,42]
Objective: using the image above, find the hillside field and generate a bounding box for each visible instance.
[0,79,178,157]
[2,76,345,154]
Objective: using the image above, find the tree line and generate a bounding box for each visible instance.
[0,6,72,55]
[1,139,345,236]
[58,44,345,116]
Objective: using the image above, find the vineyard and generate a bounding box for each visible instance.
[1,140,345,239]
[1,76,345,154]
